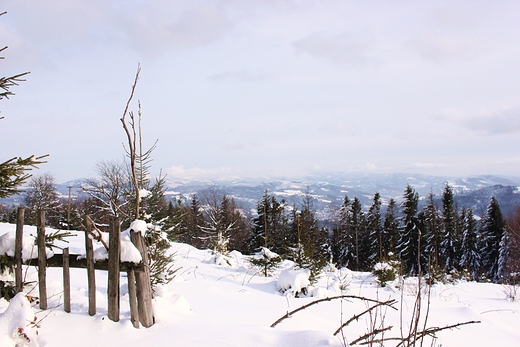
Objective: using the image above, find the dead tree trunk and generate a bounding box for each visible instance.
[15,207,24,293]
[130,229,154,327]
[37,209,47,310]
[107,217,120,322]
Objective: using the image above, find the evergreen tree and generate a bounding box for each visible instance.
[367,192,383,265]
[0,21,46,300]
[334,196,355,267]
[382,198,399,259]
[0,14,46,199]
[440,184,461,272]
[291,191,328,283]
[185,194,206,249]
[480,197,506,282]
[350,197,365,271]
[498,226,512,283]
[422,191,443,269]
[396,185,422,275]
[459,208,481,280]
[251,191,290,254]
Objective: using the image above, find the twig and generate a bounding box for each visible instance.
[333,299,397,336]
[351,325,393,345]
[271,295,397,328]
[81,215,109,250]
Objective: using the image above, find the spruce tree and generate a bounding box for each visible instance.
[251,191,289,255]
[440,184,461,272]
[367,192,383,265]
[350,197,365,271]
[291,191,327,283]
[335,196,355,267]
[459,208,481,280]
[0,13,46,199]
[382,198,399,259]
[422,191,443,269]
[480,197,506,282]
[396,185,422,275]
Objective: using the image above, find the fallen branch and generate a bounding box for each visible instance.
[350,325,393,345]
[333,299,397,336]
[271,295,397,328]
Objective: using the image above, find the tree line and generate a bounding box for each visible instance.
[2,171,519,284]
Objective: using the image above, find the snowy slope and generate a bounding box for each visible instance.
[0,222,520,346]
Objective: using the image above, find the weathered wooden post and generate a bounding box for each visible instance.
[84,215,96,316]
[15,207,25,293]
[37,209,47,310]
[130,229,154,327]
[63,247,71,313]
[107,216,121,322]
[127,269,140,328]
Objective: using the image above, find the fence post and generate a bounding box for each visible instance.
[15,207,25,293]
[37,209,47,310]
[127,269,140,328]
[63,247,71,313]
[84,215,96,316]
[130,229,154,327]
[107,216,120,322]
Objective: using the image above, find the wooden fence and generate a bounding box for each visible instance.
[11,207,154,328]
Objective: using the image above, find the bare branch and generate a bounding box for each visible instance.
[270,295,397,328]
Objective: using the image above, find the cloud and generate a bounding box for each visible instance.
[165,165,237,180]
[405,7,493,64]
[408,162,449,169]
[434,107,520,135]
[292,31,374,65]
[221,141,245,151]
[114,3,235,57]
[208,70,267,82]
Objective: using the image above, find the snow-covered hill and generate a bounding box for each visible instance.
[1,222,520,346]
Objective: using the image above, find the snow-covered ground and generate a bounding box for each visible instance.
[1,222,520,346]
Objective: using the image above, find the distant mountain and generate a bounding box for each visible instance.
[3,173,519,220]
[161,173,520,218]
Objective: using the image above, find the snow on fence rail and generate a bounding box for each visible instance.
[4,207,154,328]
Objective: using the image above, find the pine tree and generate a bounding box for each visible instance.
[290,191,328,283]
[382,198,399,259]
[367,192,383,266]
[459,208,481,280]
[251,191,290,254]
[334,196,355,267]
[422,191,443,269]
[498,226,511,283]
[396,185,422,275]
[440,184,460,272]
[0,15,46,199]
[480,197,506,282]
[0,18,46,299]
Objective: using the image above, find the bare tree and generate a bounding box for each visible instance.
[83,160,131,220]
[120,64,158,221]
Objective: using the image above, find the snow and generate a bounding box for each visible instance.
[129,219,148,236]
[277,267,310,296]
[0,222,520,346]
[0,293,40,347]
[0,223,142,264]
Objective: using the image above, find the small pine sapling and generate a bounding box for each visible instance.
[250,247,282,277]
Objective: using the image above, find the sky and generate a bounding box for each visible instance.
[1,1,520,183]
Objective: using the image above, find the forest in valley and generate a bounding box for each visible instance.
[1,168,519,288]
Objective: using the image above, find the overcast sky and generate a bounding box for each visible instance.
[1,1,520,183]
